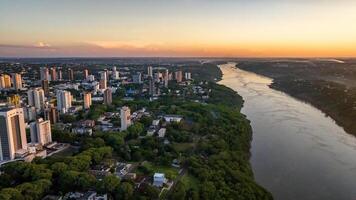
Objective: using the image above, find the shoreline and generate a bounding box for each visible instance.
[237,62,356,138]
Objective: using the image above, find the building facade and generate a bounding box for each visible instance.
[30,118,52,146]
[103,88,112,105]
[12,73,22,90]
[120,106,131,131]
[0,108,28,161]
[56,90,72,114]
[27,88,46,112]
[83,92,92,109]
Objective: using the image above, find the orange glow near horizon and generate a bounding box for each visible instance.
[1,0,356,57]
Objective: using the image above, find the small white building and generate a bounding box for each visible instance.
[153,173,166,187]
[152,120,160,126]
[158,128,166,138]
[163,115,183,123]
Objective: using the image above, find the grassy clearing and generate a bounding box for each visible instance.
[142,162,179,180]
[172,142,195,152]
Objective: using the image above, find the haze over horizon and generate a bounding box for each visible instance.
[1,0,356,58]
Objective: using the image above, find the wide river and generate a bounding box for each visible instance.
[218,63,356,200]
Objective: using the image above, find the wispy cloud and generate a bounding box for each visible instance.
[34,42,51,48]
[0,42,54,49]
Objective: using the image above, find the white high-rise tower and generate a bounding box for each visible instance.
[0,107,28,161]
[56,90,72,114]
[120,106,132,131]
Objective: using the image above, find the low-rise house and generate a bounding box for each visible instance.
[63,191,107,200]
[158,128,166,138]
[77,120,95,128]
[42,195,63,200]
[116,162,132,178]
[72,127,93,135]
[163,115,183,123]
[146,127,156,136]
[153,173,166,187]
[152,119,160,126]
[125,173,137,180]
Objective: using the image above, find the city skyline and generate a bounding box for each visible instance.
[1,0,356,57]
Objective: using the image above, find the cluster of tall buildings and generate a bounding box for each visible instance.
[0,107,52,161]
[0,73,23,90]
[144,66,191,96]
[0,65,126,162]
[41,67,62,81]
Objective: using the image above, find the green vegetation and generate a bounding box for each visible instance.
[0,64,271,199]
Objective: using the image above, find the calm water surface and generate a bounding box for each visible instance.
[218,63,356,200]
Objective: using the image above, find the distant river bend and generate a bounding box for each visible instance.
[218,63,356,200]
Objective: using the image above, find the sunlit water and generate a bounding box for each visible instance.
[218,63,356,200]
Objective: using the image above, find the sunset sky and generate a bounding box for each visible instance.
[1,0,356,57]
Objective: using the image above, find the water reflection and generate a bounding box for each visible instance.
[218,63,356,200]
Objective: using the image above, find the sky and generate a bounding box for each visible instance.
[1,0,356,57]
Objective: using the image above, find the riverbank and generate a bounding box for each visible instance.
[218,62,356,200]
[237,61,356,137]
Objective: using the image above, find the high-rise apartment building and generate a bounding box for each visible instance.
[132,72,142,84]
[148,77,156,96]
[41,80,50,96]
[50,67,57,81]
[83,92,92,109]
[147,66,153,77]
[154,72,161,83]
[40,67,49,81]
[120,106,131,131]
[164,69,169,88]
[12,73,22,90]
[58,69,63,80]
[30,118,52,146]
[112,66,120,80]
[185,72,192,80]
[175,71,183,83]
[0,74,12,89]
[0,107,28,161]
[27,88,46,112]
[44,105,58,124]
[68,68,74,81]
[83,69,89,80]
[103,88,112,105]
[56,90,72,114]
[24,106,37,122]
[99,71,107,89]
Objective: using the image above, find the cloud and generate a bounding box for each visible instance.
[34,42,51,48]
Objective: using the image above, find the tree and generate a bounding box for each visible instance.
[60,114,76,123]
[0,174,11,188]
[81,138,106,151]
[139,116,153,127]
[0,188,24,200]
[68,155,91,171]
[58,171,79,192]
[97,175,120,194]
[50,162,68,176]
[140,183,159,199]
[76,173,96,191]
[170,181,186,200]
[16,179,51,200]
[104,133,124,150]
[115,182,133,200]
[127,123,144,139]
